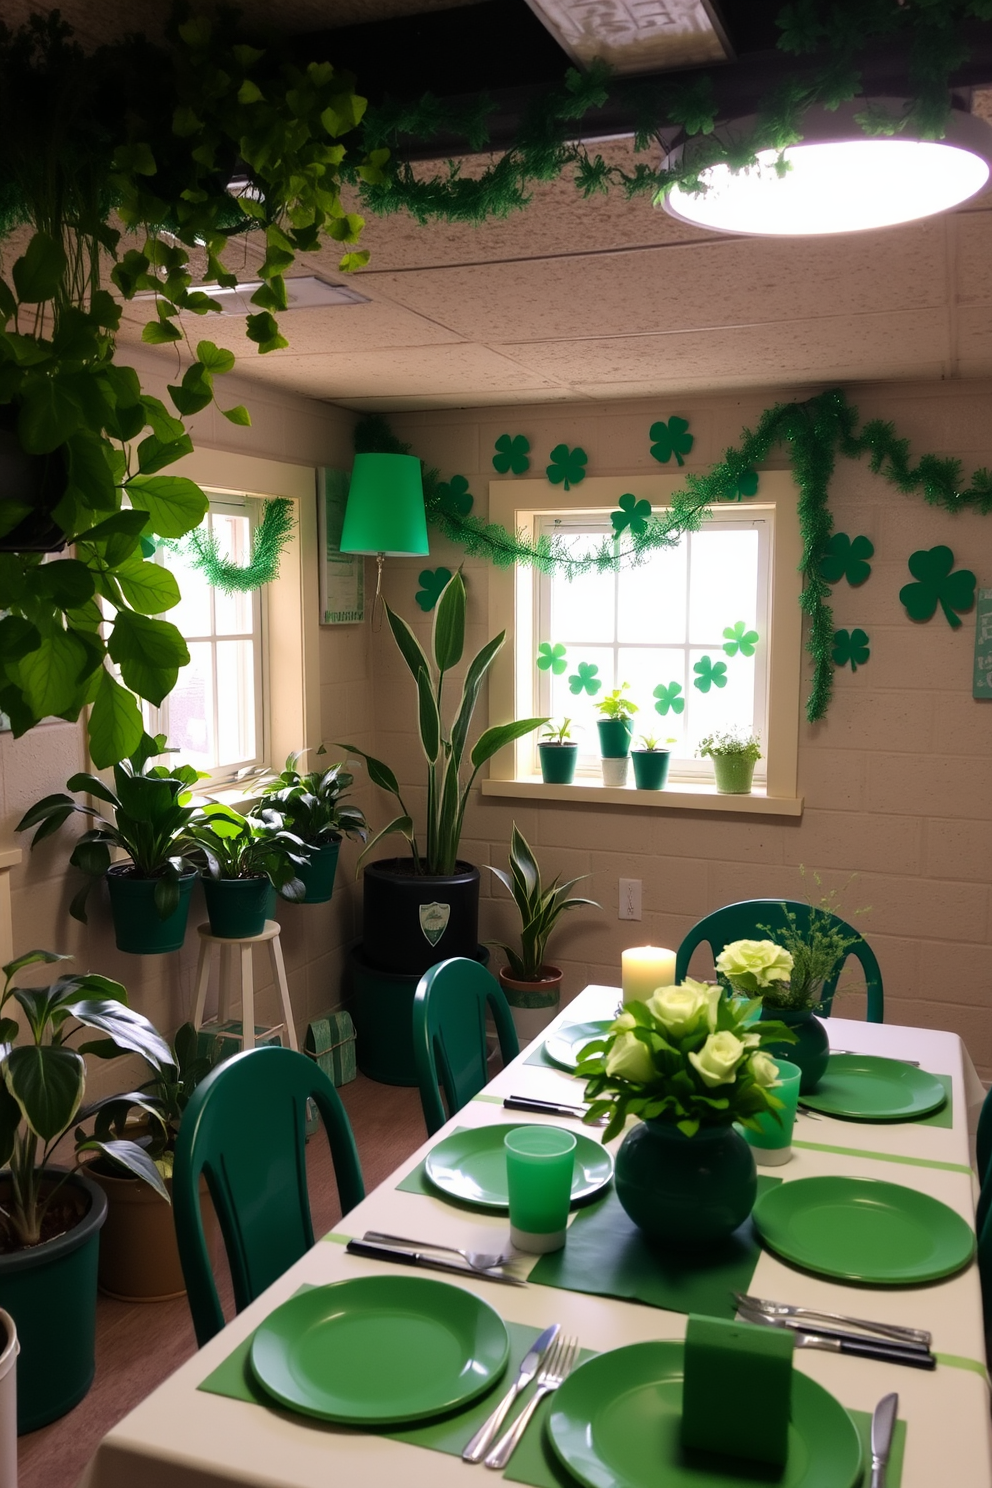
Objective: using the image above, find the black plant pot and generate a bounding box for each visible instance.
[361,857,481,976]
[0,414,68,553]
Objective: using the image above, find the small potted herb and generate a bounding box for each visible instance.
[187,805,312,939]
[257,747,368,904]
[537,718,579,785]
[630,732,675,791]
[698,728,762,795]
[595,685,637,785]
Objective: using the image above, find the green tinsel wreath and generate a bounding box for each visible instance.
[180,497,295,593]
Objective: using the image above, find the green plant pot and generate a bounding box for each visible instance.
[105,865,196,954]
[0,1169,107,1433]
[295,840,341,904]
[760,1005,830,1094]
[711,753,756,794]
[362,858,481,976]
[348,942,490,1085]
[201,876,270,939]
[614,1118,757,1248]
[597,718,633,758]
[631,750,670,790]
[538,743,578,784]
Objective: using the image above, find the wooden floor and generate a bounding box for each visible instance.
[19,1075,427,1488]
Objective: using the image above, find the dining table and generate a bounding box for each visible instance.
[79,984,992,1488]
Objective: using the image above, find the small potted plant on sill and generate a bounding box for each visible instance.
[16,733,207,955]
[596,685,637,786]
[256,747,368,904]
[630,732,675,791]
[537,718,579,785]
[187,804,312,939]
[698,728,762,795]
[488,825,600,1042]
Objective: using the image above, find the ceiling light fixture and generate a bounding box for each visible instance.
[135,275,369,315]
[661,101,992,236]
[340,453,429,628]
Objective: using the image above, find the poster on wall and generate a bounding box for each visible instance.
[317,468,364,625]
[973,587,992,699]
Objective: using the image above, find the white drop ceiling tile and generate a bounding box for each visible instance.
[342,389,585,411]
[223,344,559,401]
[117,296,462,355]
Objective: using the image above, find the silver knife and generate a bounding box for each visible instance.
[871,1392,899,1488]
[462,1322,561,1462]
[344,1239,526,1286]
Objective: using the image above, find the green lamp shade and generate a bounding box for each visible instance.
[340,453,429,556]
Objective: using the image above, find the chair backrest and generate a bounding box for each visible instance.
[173,1044,364,1346]
[976,1084,992,1234]
[413,958,520,1136]
[675,899,883,1023]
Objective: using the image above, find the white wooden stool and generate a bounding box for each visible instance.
[191,919,299,1052]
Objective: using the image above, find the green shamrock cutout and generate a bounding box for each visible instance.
[139,535,157,558]
[611,493,653,538]
[723,469,759,501]
[653,681,685,716]
[722,621,759,657]
[818,533,874,587]
[493,434,530,475]
[546,444,588,491]
[415,567,453,612]
[537,642,567,675]
[569,662,602,696]
[693,655,727,693]
[832,628,870,671]
[899,545,976,629]
[649,416,694,467]
[437,474,474,517]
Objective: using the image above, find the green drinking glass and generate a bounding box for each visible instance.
[504,1126,577,1253]
[742,1059,802,1167]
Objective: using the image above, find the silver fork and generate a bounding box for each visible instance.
[484,1335,580,1470]
[734,1292,932,1347]
[362,1231,514,1274]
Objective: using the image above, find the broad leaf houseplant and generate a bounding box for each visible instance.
[187,804,312,939]
[596,685,637,785]
[256,748,367,905]
[538,717,578,785]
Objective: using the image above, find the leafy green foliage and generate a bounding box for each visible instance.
[722,621,759,657]
[899,545,976,628]
[256,747,367,848]
[186,805,312,900]
[649,417,693,467]
[488,824,599,980]
[596,683,637,720]
[414,567,453,612]
[492,434,530,475]
[653,681,685,716]
[831,627,870,671]
[546,444,587,491]
[818,532,874,586]
[698,728,761,762]
[536,642,567,675]
[692,656,727,692]
[721,469,760,501]
[568,662,602,697]
[542,717,573,744]
[610,493,652,537]
[756,894,866,1013]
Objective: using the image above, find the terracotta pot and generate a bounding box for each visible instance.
[498,965,563,1044]
[87,1165,217,1302]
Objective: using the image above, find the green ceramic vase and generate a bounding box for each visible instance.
[614,1118,757,1247]
[760,1004,829,1094]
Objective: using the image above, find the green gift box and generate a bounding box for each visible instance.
[304,1010,357,1138]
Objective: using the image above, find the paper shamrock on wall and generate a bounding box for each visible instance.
[415,567,454,612]
[649,417,693,467]
[437,474,474,517]
[569,662,601,696]
[722,469,759,501]
[693,656,727,692]
[611,493,652,538]
[493,434,530,475]
[653,681,685,716]
[899,545,977,628]
[537,642,567,675]
[832,628,870,671]
[818,532,874,586]
[546,444,588,490]
[722,621,759,657]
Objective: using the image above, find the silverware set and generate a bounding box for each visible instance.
[735,1292,935,1369]
[462,1326,579,1470]
[503,1094,608,1123]
[345,1235,527,1286]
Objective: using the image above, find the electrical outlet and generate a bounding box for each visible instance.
[619,878,642,921]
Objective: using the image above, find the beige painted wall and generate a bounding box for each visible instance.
[372,378,992,1077]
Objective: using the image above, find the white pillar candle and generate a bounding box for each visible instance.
[622,946,677,1005]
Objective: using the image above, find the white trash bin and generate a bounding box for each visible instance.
[0,1309,18,1488]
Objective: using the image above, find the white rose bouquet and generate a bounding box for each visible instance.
[715,939,794,996]
[576,979,796,1141]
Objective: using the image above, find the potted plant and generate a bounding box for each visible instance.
[0,949,172,1432]
[256,747,368,904]
[537,718,579,785]
[577,981,794,1247]
[595,685,637,785]
[488,825,600,1041]
[16,732,206,954]
[187,804,312,939]
[698,728,762,794]
[630,732,674,790]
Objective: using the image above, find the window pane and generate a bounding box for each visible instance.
[549,644,614,761]
[551,537,616,644]
[618,647,687,752]
[164,641,215,772]
[211,514,254,635]
[617,542,687,644]
[688,529,759,644]
[216,639,256,766]
[161,544,212,637]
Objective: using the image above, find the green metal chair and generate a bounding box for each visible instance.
[675,899,884,1023]
[413,957,520,1136]
[173,1044,365,1346]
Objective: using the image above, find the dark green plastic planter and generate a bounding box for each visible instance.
[0,1169,107,1433]
[202,877,271,938]
[631,750,670,790]
[362,858,481,976]
[295,840,341,904]
[597,718,632,758]
[614,1119,756,1248]
[538,743,578,784]
[349,942,489,1085]
[106,866,196,954]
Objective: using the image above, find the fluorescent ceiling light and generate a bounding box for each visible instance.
[136,275,369,315]
[662,103,992,236]
[524,0,730,74]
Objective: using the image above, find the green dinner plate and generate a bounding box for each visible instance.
[801,1054,948,1122]
[425,1122,613,1208]
[548,1341,862,1488]
[752,1175,976,1284]
[544,1020,613,1071]
[249,1276,509,1423]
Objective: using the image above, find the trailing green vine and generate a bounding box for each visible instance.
[178,498,295,593]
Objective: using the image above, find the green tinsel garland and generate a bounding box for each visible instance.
[354,392,992,725]
[180,497,295,593]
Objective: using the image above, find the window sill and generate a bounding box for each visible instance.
[481,777,804,817]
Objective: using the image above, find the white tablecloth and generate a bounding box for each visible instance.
[79,988,992,1488]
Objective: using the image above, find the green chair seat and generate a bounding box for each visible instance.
[413,957,520,1136]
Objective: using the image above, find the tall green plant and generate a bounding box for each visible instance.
[336,572,546,875]
[489,825,599,981]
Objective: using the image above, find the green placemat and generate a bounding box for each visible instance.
[528,1176,782,1321]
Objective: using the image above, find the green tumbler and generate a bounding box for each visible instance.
[504,1127,576,1253]
[742,1059,802,1166]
